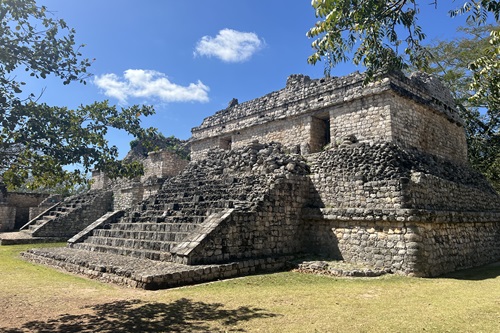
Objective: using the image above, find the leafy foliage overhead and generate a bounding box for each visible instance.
[0,0,158,190]
[307,0,500,78]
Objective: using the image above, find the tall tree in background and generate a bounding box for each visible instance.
[425,24,500,189]
[307,0,500,189]
[0,0,158,190]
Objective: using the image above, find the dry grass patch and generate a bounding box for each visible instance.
[0,243,499,332]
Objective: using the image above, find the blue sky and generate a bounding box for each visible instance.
[29,1,471,158]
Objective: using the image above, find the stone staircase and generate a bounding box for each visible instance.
[20,190,113,238]
[24,142,311,288]
[70,169,259,261]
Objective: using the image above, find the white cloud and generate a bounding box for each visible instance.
[194,29,264,62]
[94,69,209,104]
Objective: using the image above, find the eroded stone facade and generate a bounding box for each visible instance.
[22,71,500,288]
[191,72,467,164]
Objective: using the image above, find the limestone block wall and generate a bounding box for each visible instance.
[330,94,393,145]
[388,93,467,164]
[112,182,144,211]
[90,170,111,190]
[189,137,219,161]
[307,142,497,212]
[91,150,188,191]
[141,150,189,181]
[415,221,500,276]
[408,172,500,211]
[190,116,315,161]
[230,116,310,153]
[303,142,500,276]
[301,217,500,277]
[306,143,408,211]
[301,218,421,275]
[91,149,189,210]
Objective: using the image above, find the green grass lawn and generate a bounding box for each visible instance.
[0,243,499,332]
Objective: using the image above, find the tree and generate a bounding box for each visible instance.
[424,24,500,189]
[0,0,158,190]
[307,1,500,78]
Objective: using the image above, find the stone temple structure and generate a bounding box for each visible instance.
[23,71,500,289]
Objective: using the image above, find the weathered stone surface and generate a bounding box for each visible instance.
[20,190,113,238]
[191,71,466,164]
[21,71,500,288]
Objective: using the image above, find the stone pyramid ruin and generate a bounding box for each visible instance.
[22,71,500,288]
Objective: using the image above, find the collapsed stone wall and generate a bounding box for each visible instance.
[307,141,497,211]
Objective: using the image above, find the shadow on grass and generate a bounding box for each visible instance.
[0,298,280,333]
[440,262,500,280]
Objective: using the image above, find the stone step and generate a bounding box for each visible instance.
[81,236,176,253]
[106,222,199,233]
[126,209,217,221]
[120,213,203,223]
[145,201,236,213]
[92,229,191,242]
[71,243,171,261]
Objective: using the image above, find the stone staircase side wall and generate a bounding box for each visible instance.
[32,191,113,238]
[21,203,60,231]
[68,210,125,246]
[172,175,310,265]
